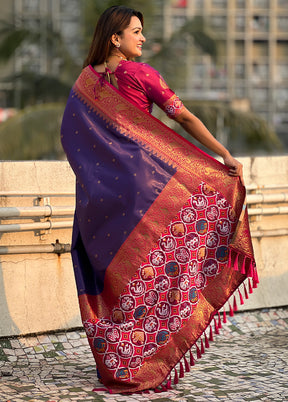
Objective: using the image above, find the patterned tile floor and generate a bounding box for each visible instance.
[0,308,287,402]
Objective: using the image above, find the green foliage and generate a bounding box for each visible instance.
[3,72,71,108]
[0,103,65,160]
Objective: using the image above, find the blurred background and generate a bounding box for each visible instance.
[0,0,287,160]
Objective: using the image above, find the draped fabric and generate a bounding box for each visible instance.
[61,65,258,394]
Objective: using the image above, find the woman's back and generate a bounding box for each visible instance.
[92,60,184,117]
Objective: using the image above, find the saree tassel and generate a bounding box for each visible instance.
[196,343,202,359]
[223,307,227,323]
[166,377,172,390]
[218,311,222,329]
[248,260,253,277]
[238,289,244,305]
[179,361,185,378]
[233,252,239,271]
[253,266,259,287]
[204,331,210,348]
[233,295,238,312]
[184,355,190,372]
[190,349,195,366]
[229,301,234,317]
[209,325,214,341]
[161,384,168,392]
[248,278,253,294]
[244,282,249,299]
[173,367,179,385]
[241,256,246,274]
[214,318,219,334]
[200,338,205,354]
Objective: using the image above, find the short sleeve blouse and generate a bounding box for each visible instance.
[107,60,185,119]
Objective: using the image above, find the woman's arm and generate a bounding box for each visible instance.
[175,107,244,185]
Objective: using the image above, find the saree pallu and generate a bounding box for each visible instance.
[61,65,258,394]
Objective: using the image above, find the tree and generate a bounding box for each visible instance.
[0,103,65,160]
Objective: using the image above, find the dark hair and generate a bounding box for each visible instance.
[83,6,144,68]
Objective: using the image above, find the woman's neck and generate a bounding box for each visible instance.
[106,53,128,72]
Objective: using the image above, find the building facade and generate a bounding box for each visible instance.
[0,0,82,109]
[154,0,288,141]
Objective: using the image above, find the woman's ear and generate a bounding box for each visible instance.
[110,33,119,47]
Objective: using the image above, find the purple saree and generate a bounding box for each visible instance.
[61,65,258,394]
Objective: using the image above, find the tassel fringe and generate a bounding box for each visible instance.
[190,349,195,366]
[200,338,205,354]
[184,355,190,372]
[204,331,210,348]
[179,361,184,378]
[223,307,227,323]
[145,252,258,394]
[209,325,214,342]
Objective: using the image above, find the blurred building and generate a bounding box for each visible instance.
[154,0,288,142]
[0,0,82,108]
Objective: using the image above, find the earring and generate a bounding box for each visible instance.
[115,43,120,48]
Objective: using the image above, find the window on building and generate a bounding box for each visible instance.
[235,40,245,57]
[252,0,269,8]
[235,86,246,98]
[212,0,227,8]
[194,64,206,79]
[252,15,269,32]
[277,17,288,32]
[210,16,227,31]
[253,40,269,57]
[236,0,246,7]
[277,0,288,8]
[274,113,288,128]
[253,88,269,103]
[235,16,245,32]
[252,63,269,82]
[274,88,288,109]
[23,0,40,13]
[235,64,245,78]
[194,0,204,8]
[276,63,288,81]
[276,41,288,59]
[60,0,80,15]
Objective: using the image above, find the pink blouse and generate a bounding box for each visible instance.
[99,60,185,119]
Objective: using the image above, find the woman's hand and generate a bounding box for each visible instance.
[223,153,244,186]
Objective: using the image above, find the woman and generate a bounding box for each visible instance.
[61,5,258,394]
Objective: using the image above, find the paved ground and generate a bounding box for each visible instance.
[0,307,287,402]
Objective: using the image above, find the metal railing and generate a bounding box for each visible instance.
[0,185,287,254]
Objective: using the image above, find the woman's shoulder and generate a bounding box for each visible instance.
[119,60,159,76]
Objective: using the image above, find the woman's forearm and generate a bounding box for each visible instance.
[175,107,244,184]
[175,108,230,159]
